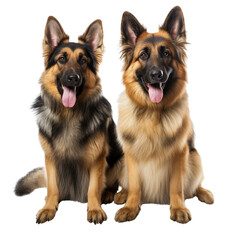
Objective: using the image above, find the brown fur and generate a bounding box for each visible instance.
[15,16,123,225]
[37,18,109,224]
[115,7,214,224]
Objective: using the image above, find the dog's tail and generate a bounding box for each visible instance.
[14,167,47,196]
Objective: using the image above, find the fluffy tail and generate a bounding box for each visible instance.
[14,167,47,196]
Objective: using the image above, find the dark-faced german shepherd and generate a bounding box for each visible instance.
[114,6,214,223]
[15,16,123,224]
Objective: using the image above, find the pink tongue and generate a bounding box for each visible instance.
[147,84,163,103]
[62,86,77,108]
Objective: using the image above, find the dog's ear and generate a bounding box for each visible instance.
[121,12,146,70]
[79,20,104,63]
[44,16,69,49]
[121,11,146,46]
[161,6,186,41]
[43,16,69,67]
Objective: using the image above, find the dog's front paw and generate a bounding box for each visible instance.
[87,208,107,224]
[170,207,191,224]
[36,208,56,224]
[115,206,140,222]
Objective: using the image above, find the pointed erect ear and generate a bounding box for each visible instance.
[44,16,69,49]
[121,11,146,46]
[161,6,186,41]
[79,20,103,52]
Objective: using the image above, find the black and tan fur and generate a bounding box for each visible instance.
[15,16,123,224]
[114,7,214,223]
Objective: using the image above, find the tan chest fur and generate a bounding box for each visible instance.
[118,91,191,203]
[38,107,107,169]
[53,116,84,159]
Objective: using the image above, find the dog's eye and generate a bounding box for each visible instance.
[163,50,170,57]
[139,51,149,61]
[58,56,66,64]
[79,57,87,65]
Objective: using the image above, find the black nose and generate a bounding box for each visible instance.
[150,69,163,82]
[67,74,80,85]
[63,73,82,88]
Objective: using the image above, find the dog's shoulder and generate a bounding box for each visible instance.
[80,94,112,135]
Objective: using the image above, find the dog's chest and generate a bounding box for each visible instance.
[118,92,185,160]
[118,94,165,159]
[53,117,84,160]
[37,108,84,160]
[138,159,171,204]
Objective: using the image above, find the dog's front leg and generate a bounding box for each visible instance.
[36,155,59,224]
[115,152,141,222]
[170,145,191,224]
[87,154,107,224]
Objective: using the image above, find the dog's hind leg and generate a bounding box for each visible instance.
[102,119,124,204]
[102,181,119,204]
[196,185,214,204]
[102,155,123,204]
[186,149,214,205]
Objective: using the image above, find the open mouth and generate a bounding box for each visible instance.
[62,85,77,108]
[141,79,166,103]
[57,77,85,108]
[146,83,164,103]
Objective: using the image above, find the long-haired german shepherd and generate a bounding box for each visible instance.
[14,16,123,224]
[114,6,214,224]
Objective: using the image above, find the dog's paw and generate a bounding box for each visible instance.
[36,208,56,224]
[101,190,115,204]
[115,206,140,222]
[114,189,127,205]
[170,207,191,224]
[197,188,214,204]
[87,208,107,224]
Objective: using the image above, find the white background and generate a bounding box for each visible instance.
[1,0,240,239]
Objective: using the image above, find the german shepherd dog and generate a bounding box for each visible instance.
[114,6,214,224]
[14,16,123,224]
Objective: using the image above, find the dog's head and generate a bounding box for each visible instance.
[121,6,187,108]
[41,16,103,108]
